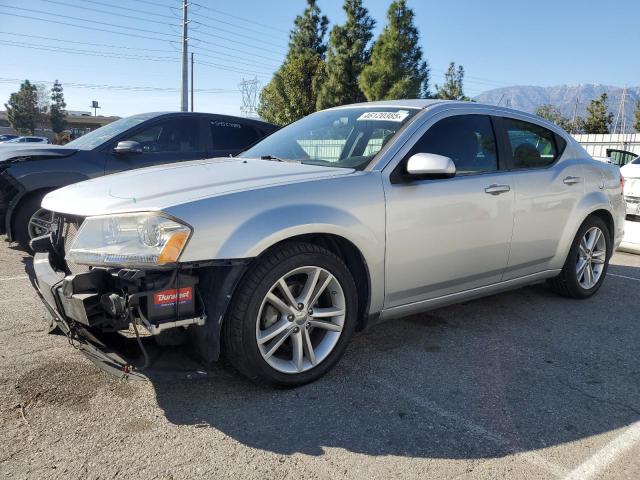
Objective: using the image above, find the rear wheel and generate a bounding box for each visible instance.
[223,242,358,387]
[548,215,611,298]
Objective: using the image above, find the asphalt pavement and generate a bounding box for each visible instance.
[1,238,639,479]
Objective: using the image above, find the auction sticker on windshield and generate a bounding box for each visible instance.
[357,111,410,122]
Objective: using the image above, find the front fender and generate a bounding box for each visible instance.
[219,204,375,259]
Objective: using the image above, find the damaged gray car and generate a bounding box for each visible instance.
[32,100,625,386]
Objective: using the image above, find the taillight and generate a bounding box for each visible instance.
[620,174,625,190]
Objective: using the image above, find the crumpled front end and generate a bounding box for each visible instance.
[32,214,248,378]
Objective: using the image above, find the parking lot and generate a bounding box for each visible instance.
[0,239,639,479]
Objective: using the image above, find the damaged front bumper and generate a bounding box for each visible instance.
[32,244,248,378]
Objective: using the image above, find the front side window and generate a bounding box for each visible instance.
[122,118,200,153]
[408,114,498,174]
[211,120,260,150]
[66,113,161,150]
[502,118,558,169]
[240,107,419,169]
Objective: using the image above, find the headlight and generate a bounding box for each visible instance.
[66,213,192,268]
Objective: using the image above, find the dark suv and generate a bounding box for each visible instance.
[0,112,277,250]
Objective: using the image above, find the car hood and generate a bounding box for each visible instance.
[43,157,354,216]
[0,145,78,164]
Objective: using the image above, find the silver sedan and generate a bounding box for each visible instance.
[35,100,626,386]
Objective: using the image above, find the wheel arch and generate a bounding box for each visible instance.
[6,187,56,241]
[254,233,372,331]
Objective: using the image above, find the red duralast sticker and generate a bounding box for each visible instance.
[153,287,193,306]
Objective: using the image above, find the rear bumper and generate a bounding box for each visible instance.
[617,219,640,255]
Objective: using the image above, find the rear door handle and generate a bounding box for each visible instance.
[563,176,581,185]
[484,184,511,195]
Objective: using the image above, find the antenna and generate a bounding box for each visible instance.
[239,77,260,118]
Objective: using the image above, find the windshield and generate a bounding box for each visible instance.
[240,107,419,169]
[66,113,162,150]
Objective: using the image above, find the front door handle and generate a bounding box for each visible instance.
[484,184,511,195]
[563,176,581,185]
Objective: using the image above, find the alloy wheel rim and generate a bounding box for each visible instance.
[28,208,55,239]
[256,266,346,374]
[576,227,607,289]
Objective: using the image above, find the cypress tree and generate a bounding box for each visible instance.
[258,0,328,125]
[49,80,68,134]
[359,0,429,101]
[316,0,375,109]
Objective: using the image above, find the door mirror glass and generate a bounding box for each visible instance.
[113,140,143,155]
[406,153,456,178]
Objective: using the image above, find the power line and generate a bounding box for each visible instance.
[192,3,289,34]
[0,30,277,70]
[83,0,176,20]
[0,76,236,93]
[0,12,178,43]
[190,19,287,52]
[37,0,178,27]
[3,6,178,37]
[0,31,174,53]
[0,40,272,76]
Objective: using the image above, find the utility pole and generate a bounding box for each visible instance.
[571,96,580,134]
[180,0,189,112]
[190,52,194,112]
[612,86,627,135]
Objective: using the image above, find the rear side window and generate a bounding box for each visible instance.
[502,118,558,169]
[211,120,260,150]
[408,114,498,174]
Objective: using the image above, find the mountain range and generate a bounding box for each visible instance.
[474,84,639,131]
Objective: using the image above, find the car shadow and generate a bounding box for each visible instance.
[20,244,639,459]
[144,264,640,459]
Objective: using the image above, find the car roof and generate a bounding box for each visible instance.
[135,111,277,129]
[327,99,446,110]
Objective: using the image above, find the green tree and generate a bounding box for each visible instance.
[359,0,429,101]
[49,80,67,134]
[258,0,328,124]
[435,62,469,101]
[634,99,640,132]
[580,93,613,134]
[4,80,39,134]
[316,0,375,110]
[535,104,574,131]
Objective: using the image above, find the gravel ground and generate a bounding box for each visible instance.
[1,235,639,480]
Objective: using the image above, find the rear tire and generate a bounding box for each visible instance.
[548,215,611,299]
[222,242,358,387]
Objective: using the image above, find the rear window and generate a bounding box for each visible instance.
[502,118,559,169]
[211,121,260,150]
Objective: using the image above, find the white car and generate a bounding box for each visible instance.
[619,157,640,253]
[0,136,50,144]
[621,157,640,217]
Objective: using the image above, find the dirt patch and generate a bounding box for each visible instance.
[122,417,155,434]
[15,359,122,411]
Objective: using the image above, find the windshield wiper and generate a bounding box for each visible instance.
[260,155,300,163]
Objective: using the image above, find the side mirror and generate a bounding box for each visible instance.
[113,140,143,155]
[405,152,456,178]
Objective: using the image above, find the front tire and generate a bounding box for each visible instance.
[13,192,54,252]
[548,215,611,299]
[223,242,358,387]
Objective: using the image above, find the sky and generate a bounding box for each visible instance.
[1,0,639,118]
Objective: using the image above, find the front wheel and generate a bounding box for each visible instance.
[13,193,54,252]
[548,215,611,298]
[223,242,358,387]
